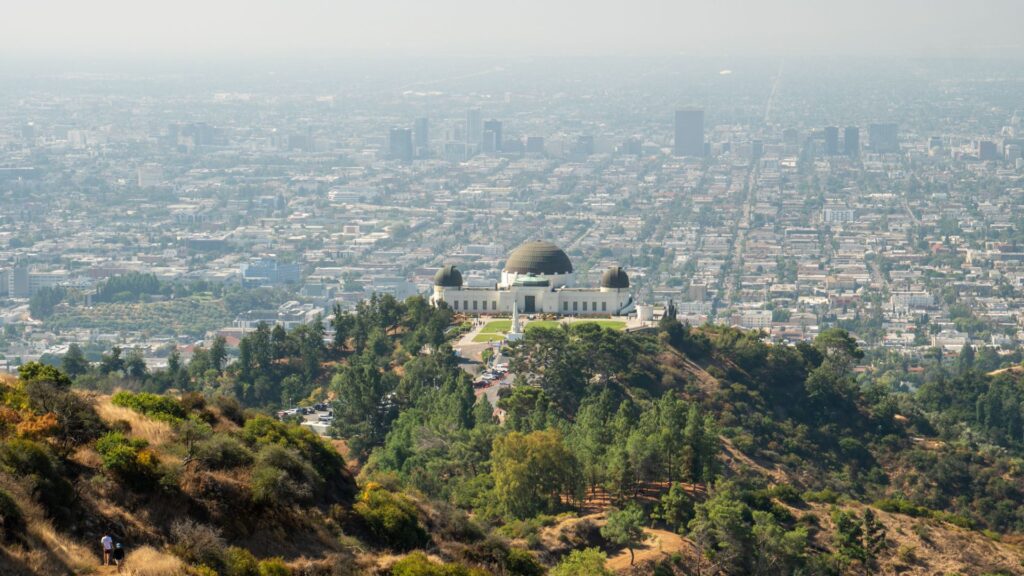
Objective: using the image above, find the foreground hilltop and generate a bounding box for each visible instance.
[2,297,1024,574]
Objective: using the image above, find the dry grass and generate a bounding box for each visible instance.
[94,399,175,448]
[121,546,185,576]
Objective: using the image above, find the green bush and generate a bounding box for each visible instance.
[95,432,161,489]
[0,438,74,518]
[354,486,429,551]
[873,497,930,518]
[257,558,291,576]
[391,552,486,576]
[224,546,259,576]
[250,444,320,505]
[112,391,186,421]
[196,434,253,469]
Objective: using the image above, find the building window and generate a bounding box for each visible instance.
[602,302,607,312]
[453,300,458,310]
[593,302,597,312]
[582,302,587,311]
[472,300,478,310]
[463,300,468,311]
[573,301,578,311]
[492,301,496,310]
[563,301,568,311]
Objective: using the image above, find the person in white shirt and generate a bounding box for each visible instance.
[101,534,113,566]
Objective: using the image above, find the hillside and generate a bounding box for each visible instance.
[4,298,1024,574]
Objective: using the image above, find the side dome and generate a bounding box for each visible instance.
[504,241,573,275]
[433,265,463,287]
[600,266,629,289]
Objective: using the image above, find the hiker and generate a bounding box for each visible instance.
[112,542,126,572]
[100,533,113,566]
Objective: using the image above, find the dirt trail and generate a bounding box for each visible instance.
[605,527,693,572]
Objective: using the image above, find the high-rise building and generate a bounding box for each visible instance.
[674,110,704,157]
[466,109,482,144]
[824,126,839,155]
[413,117,429,156]
[979,140,999,161]
[526,136,546,155]
[388,127,414,162]
[844,127,860,157]
[483,119,503,153]
[620,137,643,156]
[782,128,799,146]
[869,123,899,153]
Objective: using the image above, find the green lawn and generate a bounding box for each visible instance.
[480,320,512,334]
[524,319,627,332]
[472,333,507,343]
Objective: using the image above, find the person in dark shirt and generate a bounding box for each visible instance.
[112,542,126,572]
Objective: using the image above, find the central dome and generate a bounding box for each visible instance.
[504,241,573,275]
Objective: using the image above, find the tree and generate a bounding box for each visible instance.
[99,346,125,375]
[751,510,807,575]
[209,336,227,374]
[124,350,148,380]
[653,483,695,533]
[330,353,398,459]
[550,548,613,576]
[61,344,89,379]
[688,486,753,575]
[491,429,581,519]
[862,508,887,569]
[601,504,649,566]
[831,509,866,566]
[18,361,73,389]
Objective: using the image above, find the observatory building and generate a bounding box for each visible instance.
[430,241,634,316]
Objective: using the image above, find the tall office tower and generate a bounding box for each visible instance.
[674,109,705,157]
[413,117,429,156]
[844,126,860,157]
[466,108,482,144]
[868,123,899,153]
[388,127,414,162]
[525,136,546,155]
[751,139,764,159]
[824,126,839,155]
[979,140,999,161]
[620,137,642,156]
[483,119,503,152]
[782,128,799,146]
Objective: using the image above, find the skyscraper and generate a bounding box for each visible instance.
[466,109,482,144]
[869,123,899,153]
[388,127,413,162]
[844,126,860,157]
[824,126,839,155]
[483,119,503,153]
[413,117,429,156]
[674,110,704,157]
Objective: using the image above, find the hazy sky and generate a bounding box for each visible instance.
[4,0,1022,62]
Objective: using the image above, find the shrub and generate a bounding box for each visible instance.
[354,486,428,551]
[224,546,259,576]
[112,391,186,421]
[873,497,930,518]
[504,548,544,576]
[549,548,612,576]
[95,432,161,489]
[0,488,25,542]
[196,434,253,469]
[170,519,225,569]
[391,552,486,576]
[0,438,74,518]
[257,558,291,576]
[23,380,105,455]
[214,395,245,425]
[250,444,319,505]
